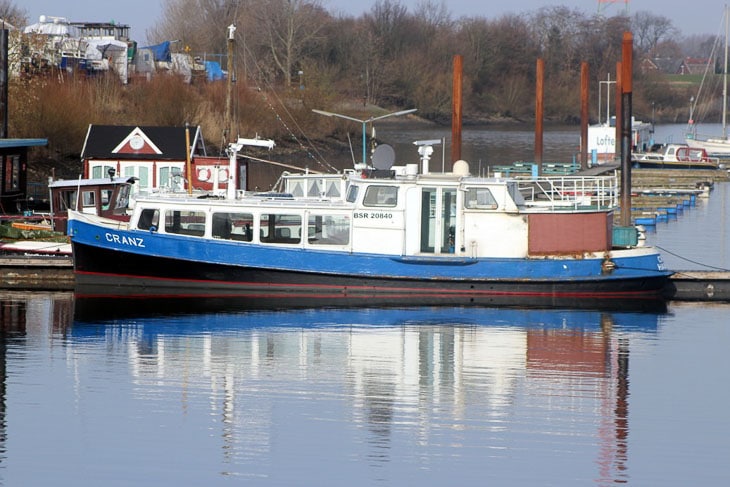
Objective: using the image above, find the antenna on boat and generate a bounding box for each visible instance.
[312,108,417,168]
[225,136,276,199]
[371,144,395,170]
[414,139,441,174]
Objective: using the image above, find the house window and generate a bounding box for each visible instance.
[159,165,184,191]
[91,164,116,179]
[122,165,150,192]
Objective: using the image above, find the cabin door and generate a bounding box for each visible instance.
[420,187,456,254]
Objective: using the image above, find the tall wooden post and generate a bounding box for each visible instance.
[580,62,589,170]
[615,61,622,160]
[535,58,544,174]
[451,54,463,165]
[185,125,192,195]
[620,33,633,227]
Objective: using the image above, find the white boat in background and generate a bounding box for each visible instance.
[588,116,653,163]
[586,74,653,164]
[685,6,730,158]
[0,240,71,255]
[632,143,723,170]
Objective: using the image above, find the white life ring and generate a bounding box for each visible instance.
[218,168,229,181]
[197,167,211,182]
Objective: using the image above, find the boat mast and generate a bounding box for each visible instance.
[224,24,236,144]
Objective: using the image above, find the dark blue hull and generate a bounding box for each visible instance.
[72,241,670,311]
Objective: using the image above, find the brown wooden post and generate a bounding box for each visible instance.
[185,125,192,195]
[535,58,544,174]
[620,32,633,227]
[615,62,622,160]
[451,54,463,165]
[580,61,589,170]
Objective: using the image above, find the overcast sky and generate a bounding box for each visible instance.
[20,0,722,44]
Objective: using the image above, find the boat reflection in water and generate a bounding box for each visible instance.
[1,292,663,485]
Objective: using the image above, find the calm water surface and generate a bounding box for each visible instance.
[1,124,729,486]
[1,298,728,486]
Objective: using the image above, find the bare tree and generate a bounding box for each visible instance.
[529,6,586,72]
[631,11,677,56]
[148,0,241,55]
[250,0,329,86]
[0,0,27,27]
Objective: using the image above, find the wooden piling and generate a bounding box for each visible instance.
[535,58,544,174]
[451,54,463,165]
[580,62,589,170]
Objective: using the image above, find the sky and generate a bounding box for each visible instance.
[19,0,722,44]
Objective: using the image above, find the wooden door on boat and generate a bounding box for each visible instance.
[420,187,457,254]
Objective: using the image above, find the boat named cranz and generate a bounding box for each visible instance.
[67,138,672,309]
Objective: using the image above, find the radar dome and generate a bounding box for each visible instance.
[453,160,469,176]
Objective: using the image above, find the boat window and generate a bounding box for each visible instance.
[325,180,342,198]
[308,214,350,245]
[212,212,253,242]
[165,210,206,237]
[100,189,113,210]
[82,191,95,207]
[363,185,398,207]
[289,180,305,197]
[464,187,498,210]
[346,185,359,203]
[259,213,302,244]
[137,208,159,230]
[114,184,131,214]
[307,179,321,197]
[81,190,96,214]
[59,190,77,211]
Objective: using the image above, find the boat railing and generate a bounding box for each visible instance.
[517,174,618,211]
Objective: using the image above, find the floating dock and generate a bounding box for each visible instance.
[0,255,74,290]
[665,271,730,301]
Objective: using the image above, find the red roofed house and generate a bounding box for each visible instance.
[80,125,232,195]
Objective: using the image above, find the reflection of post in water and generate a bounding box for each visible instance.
[599,319,630,484]
[0,293,74,467]
[614,337,630,478]
[1,297,29,465]
[526,313,630,484]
